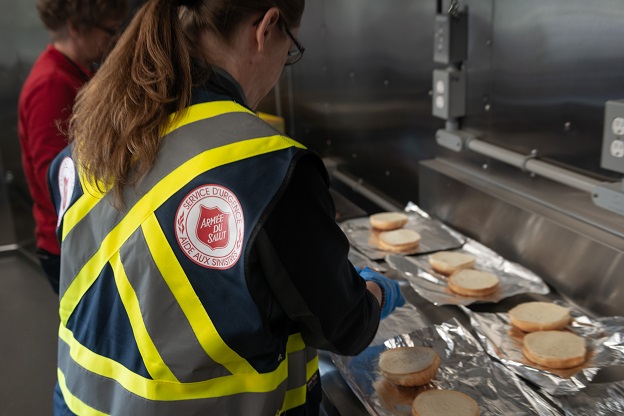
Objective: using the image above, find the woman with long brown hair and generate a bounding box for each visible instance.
[49,0,404,414]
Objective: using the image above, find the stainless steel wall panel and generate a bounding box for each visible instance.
[469,0,624,178]
[290,0,443,204]
[0,0,46,247]
[419,159,624,317]
[289,0,624,205]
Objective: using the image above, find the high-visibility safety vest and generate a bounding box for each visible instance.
[50,100,319,415]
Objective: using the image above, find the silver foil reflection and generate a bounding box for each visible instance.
[349,247,387,273]
[385,238,550,306]
[330,319,560,415]
[339,203,464,261]
[467,307,624,396]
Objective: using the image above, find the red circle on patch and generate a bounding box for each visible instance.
[175,184,244,270]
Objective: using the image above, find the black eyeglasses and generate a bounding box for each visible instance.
[252,16,305,66]
[283,26,305,66]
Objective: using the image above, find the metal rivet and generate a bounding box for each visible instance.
[484,104,491,112]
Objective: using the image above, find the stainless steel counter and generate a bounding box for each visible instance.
[322,181,624,415]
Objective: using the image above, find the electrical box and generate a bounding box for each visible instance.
[601,100,624,174]
[433,13,468,65]
[432,69,466,120]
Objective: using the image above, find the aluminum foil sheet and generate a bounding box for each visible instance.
[544,380,624,416]
[371,302,431,346]
[330,319,560,415]
[349,247,387,273]
[466,306,624,396]
[385,238,550,306]
[339,203,464,261]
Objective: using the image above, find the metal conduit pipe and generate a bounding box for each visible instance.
[466,138,603,194]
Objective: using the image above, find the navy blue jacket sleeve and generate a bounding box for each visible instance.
[248,152,381,356]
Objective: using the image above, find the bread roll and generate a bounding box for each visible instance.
[379,229,421,252]
[429,251,476,275]
[379,346,440,387]
[411,389,480,416]
[448,269,499,297]
[508,302,571,332]
[370,212,409,231]
[522,330,586,369]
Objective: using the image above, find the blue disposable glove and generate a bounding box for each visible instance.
[358,267,405,319]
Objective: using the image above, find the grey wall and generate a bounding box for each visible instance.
[0,1,48,247]
[286,0,624,205]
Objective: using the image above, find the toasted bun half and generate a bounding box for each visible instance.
[448,269,499,297]
[379,229,421,252]
[412,389,480,416]
[379,346,440,387]
[429,251,476,275]
[508,302,571,332]
[370,212,409,231]
[522,330,586,369]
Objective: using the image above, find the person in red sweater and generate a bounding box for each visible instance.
[18,0,128,293]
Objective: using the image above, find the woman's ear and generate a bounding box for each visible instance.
[254,7,281,52]
[66,20,83,39]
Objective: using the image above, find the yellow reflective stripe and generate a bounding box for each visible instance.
[61,178,103,241]
[58,368,109,416]
[163,101,254,136]
[142,214,257,376]
[282,385,306,414]
[60,101,254,241]
[307,355,319,380]
[286,333,305,353]
[59,325,291,400]
[60,135,303,325]
[109,251,179,382]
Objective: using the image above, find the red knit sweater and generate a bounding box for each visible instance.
[18,44,92,254]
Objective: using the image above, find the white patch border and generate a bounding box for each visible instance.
[175,184,245,270]
[57,156,76,227]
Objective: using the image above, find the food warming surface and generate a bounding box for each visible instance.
[322,202,624,416]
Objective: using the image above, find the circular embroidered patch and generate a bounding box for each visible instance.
[57,157,76,227]
[175,184,244,270]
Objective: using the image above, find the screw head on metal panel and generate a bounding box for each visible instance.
[482,164,488,170]
[564,122,572,131]
[484,104,491,112]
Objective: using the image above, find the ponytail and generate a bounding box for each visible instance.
[69,0,193,207]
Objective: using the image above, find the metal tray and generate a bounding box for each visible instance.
[339,204,464,261]
[385,238,549,306]
[330,319,560,416]
[466,305,624,395]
